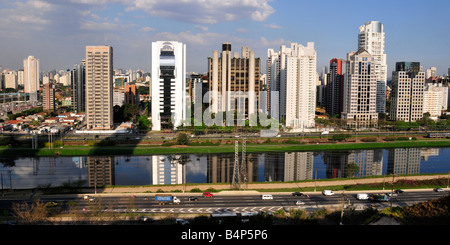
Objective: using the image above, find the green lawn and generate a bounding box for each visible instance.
[1,139,449,156]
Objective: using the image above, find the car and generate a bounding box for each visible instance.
[295,200,305,205]
[83,195,91,200]
[176,219,190,225]
[322,190,334,196]
[394,189,404,194]
[139,216,154,223]
[88,197,97,202]
[187,196,198,201]
[292,192,304,196]
[262,194,273,200]
[434,188,444,192]
[46,201,58,207]
[386,192,398,197]
[202,192,213,198]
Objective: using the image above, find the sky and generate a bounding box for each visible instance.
[0,0,449,77]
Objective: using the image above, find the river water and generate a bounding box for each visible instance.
[0,147,449,190]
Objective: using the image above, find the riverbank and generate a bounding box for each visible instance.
[1,138,450,156]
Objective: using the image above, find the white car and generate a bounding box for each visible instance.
[322,190,334,196]
[434,188,444,192]
[295,200,305,205]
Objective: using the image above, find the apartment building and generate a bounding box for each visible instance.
[23,55,40,102]
[42,82,56,111]
[85,46,114,130]
[267,42,316,131]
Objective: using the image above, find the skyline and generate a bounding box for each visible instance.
[0,0,449,76]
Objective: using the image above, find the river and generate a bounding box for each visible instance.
[0,147,449,190]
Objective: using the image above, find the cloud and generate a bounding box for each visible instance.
[155,30,221,46]
[126,0,275,24]
[264,24,283,29]
[80,20,136,31]
[0,0,54,29]
[141,26,156,32]
[259,37,290,48]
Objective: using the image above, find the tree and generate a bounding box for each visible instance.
[137,115,151,131]
[123,103,140,122]
[176,133,189,145]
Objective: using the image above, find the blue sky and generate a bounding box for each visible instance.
[0,0,449,77]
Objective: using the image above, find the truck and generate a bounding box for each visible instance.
[155,194,181,205]
[369,194,391,202]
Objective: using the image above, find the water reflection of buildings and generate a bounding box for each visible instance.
[387,148,440,175]
[322,150,384,179]
[207,152,314,183]
[152,155,183,185]
[87,156,115,187]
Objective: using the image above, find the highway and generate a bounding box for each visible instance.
[1,189,447,215]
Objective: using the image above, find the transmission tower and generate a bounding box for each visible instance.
[231,139,248,190]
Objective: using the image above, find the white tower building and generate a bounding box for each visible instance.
[267,42,317,131]
[23,56,40,102]
[358,21,387,114]
[151,41,186,131]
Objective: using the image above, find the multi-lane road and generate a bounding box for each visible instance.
[1,189,447,215]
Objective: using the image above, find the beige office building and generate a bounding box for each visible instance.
[85,46,114,130]
[390,62,425,122]
[342,49,378,127]
[208,43,260,118]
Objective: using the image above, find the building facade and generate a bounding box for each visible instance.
[358,21,387,114]
[325,58,345,117]
[389,62,425,122]
[208,43,260,119]
[23,55,40,102]
[151,41,186,131]
[42,82,56,111]
[267,42,316,131]
[85,46,114,130]
[71,61,85,113]
[342,49,378,127]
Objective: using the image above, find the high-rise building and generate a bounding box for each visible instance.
[426,67,437,79]
[389,62,425,122]
[4,70,18,89]
[325,58,345,117]
[42,82,56,111]
[125,84,139,105]
[342,49,378,127]
[151,41,186,131]
[358,21,387,114]
[23,56,40,102]
[423,83,447,118]
[208,43,260,118]
[71,61,85,113]
[267,42,316,131]
[85,46,114,130]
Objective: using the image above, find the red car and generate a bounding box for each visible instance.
[202,192,213,198]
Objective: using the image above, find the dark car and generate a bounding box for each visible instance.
[394,189,404,194]
[292,192,304,196]
[187,196,198,201]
